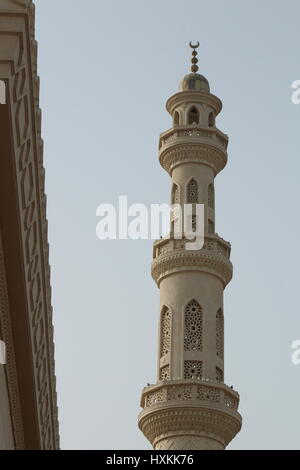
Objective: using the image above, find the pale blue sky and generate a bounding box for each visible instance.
[35,0,300,449]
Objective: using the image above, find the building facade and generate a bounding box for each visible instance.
[0,0,59,449]
[138,44,242,450]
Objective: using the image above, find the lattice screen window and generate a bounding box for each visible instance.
[216,367,223,383]
[184,299,203,351]
[187,179,198,204]
[160,365,170,381]
[216,309,224,360]
[208,183,215,209]
[184,360,203,379]
[160,306,171,358]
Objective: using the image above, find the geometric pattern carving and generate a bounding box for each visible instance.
[159,144,227,176]
[160,365,170,381]
[224,392,238,410]
[197,385,220,403]
[184,299,202,351]
[160,306,171,358]
[216,309,224,360]
[160,126,227,152]
[139,374,241,450]
[139,407,242,450]
[157,243,170,256]
[146,389,164,407]
[0,2,59,449]
[187,179,198,204]
[142,381,239,410]
[151,249,233,288]
[184,360,202,379]
[167,385,192,401]
[154,235,230,261]
[216,243,228,257]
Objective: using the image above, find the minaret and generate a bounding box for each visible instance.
[138,43,242,450]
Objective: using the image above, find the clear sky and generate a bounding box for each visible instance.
[35,0,300,450]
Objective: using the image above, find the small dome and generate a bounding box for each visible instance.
[179,73,210,93]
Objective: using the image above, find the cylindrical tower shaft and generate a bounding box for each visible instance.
[138,45,242,451]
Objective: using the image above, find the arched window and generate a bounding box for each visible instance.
[208,183,215,209]
[216,367,223,383]
[173,110,179,126]
[216,309,224,360]
[160,306,171,358]
[188,106,199,125]
[184,299,203,351]
[208,112,215,127]
[187,179,198,204]
[0,80,6,104]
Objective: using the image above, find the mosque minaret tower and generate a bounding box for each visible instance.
[138,43,242,450]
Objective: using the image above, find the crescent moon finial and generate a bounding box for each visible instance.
[189,41,200,49]
[189,41,200,73]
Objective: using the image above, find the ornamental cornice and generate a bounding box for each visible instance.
[138,405,242,449]
[151,248,233,287]
[159,143,227,176]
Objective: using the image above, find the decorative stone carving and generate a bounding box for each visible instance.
[139,380,242,450]
[139,47,241,450]
[184,360,203,379]
[0,1,59,449]
[160,306,171,358]
[160,144,227,176]
[184,300,203,352]
[160,365,170,381]
[187,178,198,203]
[151,249,233,287]
[153,234,231,261]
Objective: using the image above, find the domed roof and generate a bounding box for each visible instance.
[179,73,210,93]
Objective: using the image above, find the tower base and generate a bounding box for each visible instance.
[138,380,242,451]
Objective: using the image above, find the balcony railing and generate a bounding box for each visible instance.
[141,379,239,412]
[153,234,231,260]
[159,125,228,152]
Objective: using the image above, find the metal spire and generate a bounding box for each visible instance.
[189,41,200,73]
